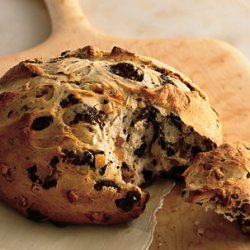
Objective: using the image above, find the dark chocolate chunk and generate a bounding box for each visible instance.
[168,113,182,130]
[134,143,147,157]
[155,67,166,75]
[98,165,107,176]
[139,106,158,123]
[191,146,202,156]
[31,116,53,131]
[27,208,48,222]
[109,63,144,82]
[21,105,29,112]
[41,178,57,189]
[62,149,75,159]
[103,99,109,104]
[89,161,95,168]
[152,159,157,166]
[155,67,177,87]
[122,116,127,123]
[71,105,106,129]
[49,156,59,168]
[126,134,130,142]
[147,107,158,123]
[94,180,120,191]
[202,139,214,151]
[42,159,58,189]
[60,94,80,108]
[236,201,241,206]
[150,129,159,142]
[159,137,166,149]
[71,153,92,165]
[27,164,57,189]
[7,110,13,118]
[181,190,186,198]
[62,149,94,166]
[231,194,239,199]
[84,151,95,162]
[121,162,128,169]
[115,191,141,212]
[95,150,104,155]
[166,147,175,156]
[142,169,153,182]
[160,74,177,87]
[27,165,40,183]
[178,140,192,159]
[247,172,250,179]
[209,196,216,202]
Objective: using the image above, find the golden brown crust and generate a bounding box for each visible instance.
[183,143,250,226]
[0,46,222,224]
[0,61,43,86]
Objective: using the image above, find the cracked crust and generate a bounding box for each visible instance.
[0,46,222,224]
[183,143,250,234]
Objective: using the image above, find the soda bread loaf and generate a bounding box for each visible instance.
[0,46,222,224]
[183,143,250,234]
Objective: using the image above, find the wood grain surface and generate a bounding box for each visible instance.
[0,0,249,249]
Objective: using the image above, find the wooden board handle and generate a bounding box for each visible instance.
[44,0,94,36]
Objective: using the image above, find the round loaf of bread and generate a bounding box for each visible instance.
[183,143,250,234]
[0,46,221,224]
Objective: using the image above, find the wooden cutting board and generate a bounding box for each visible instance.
[0,0,249,249]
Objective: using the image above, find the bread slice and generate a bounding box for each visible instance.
[0,46,222,224]
[183,143,250,234]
